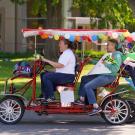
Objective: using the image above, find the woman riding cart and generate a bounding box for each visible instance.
[40,39,76,102]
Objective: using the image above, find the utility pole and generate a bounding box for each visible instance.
[62,0,72,28]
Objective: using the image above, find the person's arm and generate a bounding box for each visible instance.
[104,53,122,73]
[41,57,64,68]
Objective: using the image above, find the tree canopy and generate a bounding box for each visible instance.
[72,0,134,29]
[11,0,134,29]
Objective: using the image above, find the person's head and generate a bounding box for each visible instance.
[59,39,72,52]
[107,39,119,53]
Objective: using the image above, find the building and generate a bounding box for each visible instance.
[0,0,27,53]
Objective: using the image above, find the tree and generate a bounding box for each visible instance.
[11,0,62,58]
[127,0,135,32]
[72,0,134,29]
[29,0,62,59]
[11,0,62,28]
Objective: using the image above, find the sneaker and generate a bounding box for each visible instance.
[88,107,102,116]
[74,99,85,105]
[46,97,55,102]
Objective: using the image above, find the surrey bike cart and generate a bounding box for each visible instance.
[0,28,134,125]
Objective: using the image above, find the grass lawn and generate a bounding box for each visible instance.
[0,58,135,100]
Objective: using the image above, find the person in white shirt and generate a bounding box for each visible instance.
[40,39,76,102]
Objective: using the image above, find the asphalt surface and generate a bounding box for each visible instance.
[0,111,135,135]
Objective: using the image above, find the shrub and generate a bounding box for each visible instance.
[76,50,105,59]
[0,52,33,59]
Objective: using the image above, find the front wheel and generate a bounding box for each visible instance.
[0,96,25,124]
[101,97,130,125]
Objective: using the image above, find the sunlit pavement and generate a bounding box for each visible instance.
[0,111,135,135]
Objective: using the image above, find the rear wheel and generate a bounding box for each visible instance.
[0,96,25,124]
[127,113,135,123]
[126,100,135,123]
[101,97,130,125]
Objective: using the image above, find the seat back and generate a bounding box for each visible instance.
[74,57,90,87]
[105,65,126,90]
[74,63,83,84]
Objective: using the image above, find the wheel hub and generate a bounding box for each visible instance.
[6,107,13,114]
[112,107,119,114]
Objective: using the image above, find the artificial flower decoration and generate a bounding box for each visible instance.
[92,35,98,41]
[75,36,81,42]
[69,35,75,42]
[112,32,118,39]
[126,37,133,43]
[41,33,48,39]
[54,35,59,40]
[123,32,130,37]
[64,34,70,39]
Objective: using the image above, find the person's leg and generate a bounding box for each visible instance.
[78,75,98,97]
[40,71,51,98]
[84,75,116,115]
[42,72,75,100]
[74,75,98,105]
[84,75,116,105]
[41,72,56,99]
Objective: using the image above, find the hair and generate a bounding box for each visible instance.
[62,39,73,49]
[108,39,119,50]
[71,42,78,50]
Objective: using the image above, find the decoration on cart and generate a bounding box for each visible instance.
[22,28,135,43]
[13,61,32,76]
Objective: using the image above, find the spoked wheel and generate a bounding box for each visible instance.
[127,113,135,123]
[101,97,130,125]
[126,100,135,123]
[0,96,25,124]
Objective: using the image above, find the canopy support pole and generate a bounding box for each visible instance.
[34,36,37,56]
[82,41,85,61]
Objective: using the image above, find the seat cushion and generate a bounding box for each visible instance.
[57,83,75,88]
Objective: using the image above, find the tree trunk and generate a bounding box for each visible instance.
[128,0,135,17]
[43,0,62,59]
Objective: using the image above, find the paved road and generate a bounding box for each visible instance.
[0,111,135,135]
